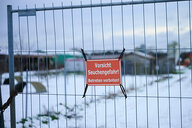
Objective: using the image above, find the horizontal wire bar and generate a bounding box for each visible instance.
[12,47,192,53]
[17,93,192,99]
[11,0,189,13]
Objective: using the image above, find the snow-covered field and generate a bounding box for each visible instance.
[1,67,192,128]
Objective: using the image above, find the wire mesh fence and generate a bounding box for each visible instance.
[1,0,192,127]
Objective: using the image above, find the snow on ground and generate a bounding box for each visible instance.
[1,67,192,128]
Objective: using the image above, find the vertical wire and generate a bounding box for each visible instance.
[100,0,107,127]
[52,3,59,128]
[34,4,41,127]
[80,1,87,128]
[110,0,117,127]
[189,0,192,85]
[90,0,94,52]
[153,2,160,128]
[131,0,138,127]
[176,1,183,128]
[17,6,24,124]
[43,4,50,128]
[70,2,77,127]
[165,2,171,128]
[90,0,97,127]
[142,1,149,127]
[110,0,114,52]
[120,0,128,127]
[61,2,68,128]
[90,1,93,103]
[25,5,33,125]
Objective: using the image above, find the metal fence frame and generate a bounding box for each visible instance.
[7,0,191,128]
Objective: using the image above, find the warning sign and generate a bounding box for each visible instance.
[81,48,127,98]
[85,59,122,86]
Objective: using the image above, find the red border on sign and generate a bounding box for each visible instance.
[85,58,122,86]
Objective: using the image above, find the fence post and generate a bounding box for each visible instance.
[7,5,16,128]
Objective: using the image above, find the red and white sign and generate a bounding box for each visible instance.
[85,59,122,86]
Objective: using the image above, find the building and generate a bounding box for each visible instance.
[149,52,176,74]
[0,54,55,74]
[89,51,120,59]
[0,54,8,74]
[122,52,155,75]
[89,50,176,75]
[87,51,155,75]
[64,58,85,72]
[52,54,78,68]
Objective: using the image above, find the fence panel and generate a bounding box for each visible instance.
[4,0,192,128]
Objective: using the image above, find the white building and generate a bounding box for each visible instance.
[64,58,85,72]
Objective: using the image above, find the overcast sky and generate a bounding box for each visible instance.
[0,0,191,53]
